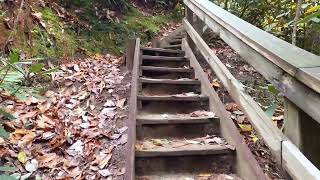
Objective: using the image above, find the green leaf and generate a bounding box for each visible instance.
[0,166,16,172]
[0,108,16,120]
[265,104,277,119]
[29,63,44,73]
[8,51,20,64]
[0,175,18,180]
[0,126,10,139]
[268,84,279,95]
[18,151,27,164]
[299,11,320,24]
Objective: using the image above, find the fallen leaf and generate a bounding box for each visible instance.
[69,140,84,153]
[18,151,27,164]
[116,98,126,108]
[211,79,221,88]
[99,153,112,169]
[25,159,38,172]
[238,124,253,132]
[99,169,112,177]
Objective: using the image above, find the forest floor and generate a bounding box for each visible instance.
[0,54,130,179]
[203,35,287,179]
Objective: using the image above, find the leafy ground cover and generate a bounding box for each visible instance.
[0,54,130,179]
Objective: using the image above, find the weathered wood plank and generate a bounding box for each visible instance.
[141,66,193,73]
[136,144,233,157]
[184,0,320,71]
[296,67,320,95]
[282,141,320,180]
[124,38,141,180]
[183,16,320,125]
[142,55,187,61]
[137,95,208,101]
[126,39,136,71]
[137,114,217,125]
[182,39,267,179]
[183,20,286,161]
[141,47,185,54]
[139,77,201,85]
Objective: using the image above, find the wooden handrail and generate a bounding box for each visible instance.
[184,0,320,125]
[183,0,320,179]
[185,0,320,94]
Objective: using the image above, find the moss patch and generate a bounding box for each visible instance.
[77,6,177,55]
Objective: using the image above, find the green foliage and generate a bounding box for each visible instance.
[0,52,57,99]
[78,6,173,54]
[0,125,10,138]
[0,175,17,180]
[0,108,16,120]
[210,0,320,55]
[0,166,16,172]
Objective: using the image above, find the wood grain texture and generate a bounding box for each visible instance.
[184,0,320,97]
[136,144,233,157]
[139,77,201,85]
[184,0,320,69]
[141,66,193,72]
[282,141,320,180]
[183,15,320,125]
[182,39,267,180]
[124,38,141,180]
[125,39,136,71]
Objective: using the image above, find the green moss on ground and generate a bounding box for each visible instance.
[78,6,179,55]
[5,5,181,57]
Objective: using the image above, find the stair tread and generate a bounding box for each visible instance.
[142,55,187,61]
[164,44,182,47]
[139,77,200,85]
[141,66,193,72]
[135,139,233,157]
[137,113,218,125]
[138,94,208,101]
[141,47,184,54]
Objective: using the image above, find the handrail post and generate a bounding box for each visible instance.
[284,98,320,168]
[126,38,136,72]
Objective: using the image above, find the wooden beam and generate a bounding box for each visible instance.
[126,39,136,71]
[137,95,208,101]
[182,39,267,180]
[182,5,320,125]
[139,77,201,85]
[136,144,233,157]
[282,141,320,180]
[124,38,141,180]
[184,0,320,94]
[183,19,286,161]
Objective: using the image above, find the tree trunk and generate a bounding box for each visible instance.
[292,0,302,45]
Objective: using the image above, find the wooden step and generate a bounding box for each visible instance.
[173,35,185,39]
[137,114,218,125]
[141,47,185,55]
[139,78,200,85]
[135,142,233,157]
[138,95,208,101]
[142,55,187,61]
[169,39,182,45]
[141,66,193,73]
[164,44,182,50]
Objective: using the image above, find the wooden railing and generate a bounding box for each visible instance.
[183,0,320,179]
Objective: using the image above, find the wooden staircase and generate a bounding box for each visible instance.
[126,32,268,179]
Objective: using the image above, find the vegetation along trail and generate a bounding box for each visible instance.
[0,0,320,179]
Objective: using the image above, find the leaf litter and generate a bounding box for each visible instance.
[0,54,130,179]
